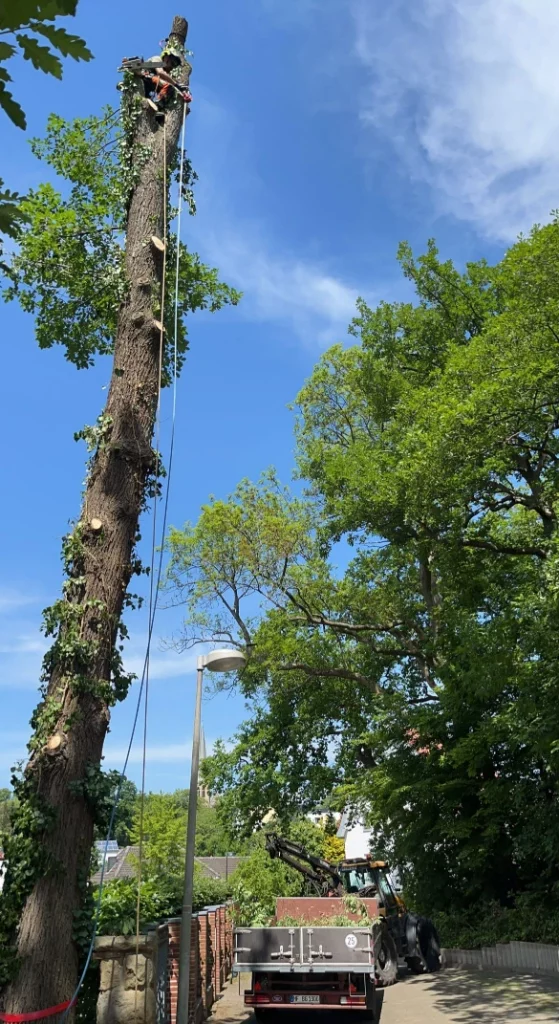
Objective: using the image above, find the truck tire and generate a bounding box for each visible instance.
[418,919,441,973]
[404,954,424,975]
[373,928,398,987]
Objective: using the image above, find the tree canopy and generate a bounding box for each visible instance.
[165,219,559,930]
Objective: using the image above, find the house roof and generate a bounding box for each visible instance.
[90,847,244,885]
[91,844,140,885]
[196,856,243,879]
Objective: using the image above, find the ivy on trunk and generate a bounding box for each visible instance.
[0,14,239,1013]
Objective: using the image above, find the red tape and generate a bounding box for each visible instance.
[0,1000,74,1022]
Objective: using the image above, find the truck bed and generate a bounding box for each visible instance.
[234,925,377,974]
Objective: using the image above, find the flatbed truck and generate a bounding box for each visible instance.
[234,920,378,1019]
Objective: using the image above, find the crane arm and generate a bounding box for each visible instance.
[265,832,344,895]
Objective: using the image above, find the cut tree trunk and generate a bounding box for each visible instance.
[1,15,190,1018]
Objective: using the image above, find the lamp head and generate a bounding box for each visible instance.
[202,649,247,673]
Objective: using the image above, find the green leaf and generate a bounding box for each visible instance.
[0,42,16,61]
[0,81,25,129]
[15,34,63,77]
[31,23,93,62]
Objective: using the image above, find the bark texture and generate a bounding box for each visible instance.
[2,16,190,1017]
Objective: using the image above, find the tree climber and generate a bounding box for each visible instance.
[120,41,192,114]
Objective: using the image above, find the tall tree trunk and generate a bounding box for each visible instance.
[2,16,190,1016]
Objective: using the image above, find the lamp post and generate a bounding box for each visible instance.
[176,648,247,1024]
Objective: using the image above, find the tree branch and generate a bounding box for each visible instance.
[279,662,381,693]
[462,538,547,558]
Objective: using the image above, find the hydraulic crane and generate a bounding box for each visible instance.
[265,832,441,982]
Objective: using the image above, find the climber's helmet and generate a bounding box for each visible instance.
[161,42,182,70]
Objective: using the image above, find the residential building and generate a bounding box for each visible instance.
[90,846,243,885]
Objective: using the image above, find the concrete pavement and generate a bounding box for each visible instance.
[210,969,559,1023]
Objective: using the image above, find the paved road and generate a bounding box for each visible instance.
[211,970,559,1024]
[376,969,559,1022]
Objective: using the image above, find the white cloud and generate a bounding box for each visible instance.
[187,93,363,346]
[123,647,199,683]
[352,0,559,240]
[0,634,47,656]
[204,228,359,346]
[102,743,192,766]
[102,737,216,766]
[0,588,38,613]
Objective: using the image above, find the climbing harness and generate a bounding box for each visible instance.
[119,57,192,107]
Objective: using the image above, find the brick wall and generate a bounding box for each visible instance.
[157,904,232,1024]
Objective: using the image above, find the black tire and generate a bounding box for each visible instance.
[418,920,441,973]
[374,927,399,987]
[405,954,425,975]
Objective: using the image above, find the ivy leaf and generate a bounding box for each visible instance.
[0,80,26,129]
[15,34,63,78]
[30,23,93,62]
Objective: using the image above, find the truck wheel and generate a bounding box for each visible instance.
[405,954,424,975]
[374,929,398,987]
[419,920,441,973]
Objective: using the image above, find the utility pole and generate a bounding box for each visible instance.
[1,16,191,1017]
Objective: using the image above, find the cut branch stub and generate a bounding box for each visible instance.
[45,734,64,754]
[170,15,188,44]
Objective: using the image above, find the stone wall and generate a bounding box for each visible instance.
[95,934,156,1024]
[443,941,559,977]
[94,905,233,1024]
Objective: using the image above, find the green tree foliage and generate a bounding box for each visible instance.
[3,110,239,373]
[195,801,236,856]
[98,873,231,936]
[165,218,559,935]
[92,773,138,849]
[128,793,187,880]
[0,1,92,130]
[0,789,14,839]
[230,818,332,925]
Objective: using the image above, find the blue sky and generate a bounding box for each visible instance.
[1,0,556,790]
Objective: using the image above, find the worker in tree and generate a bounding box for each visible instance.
[121,42,192,113]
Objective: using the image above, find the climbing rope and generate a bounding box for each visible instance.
[60,102,189,1022]
[134,114,168,1006]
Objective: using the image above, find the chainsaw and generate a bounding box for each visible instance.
[119,58,192,104]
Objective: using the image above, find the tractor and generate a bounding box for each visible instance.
[265,833,441,986]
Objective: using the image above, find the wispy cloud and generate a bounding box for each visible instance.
[351,0,559,240]
[124,647,199,683]
[202,227,359,346]
[0,634,47,656]
[188,93,363,346]
[102,737,216,767]
[0,588,39,614]
[102,743,192,766]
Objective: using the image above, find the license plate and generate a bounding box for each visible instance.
[289,996,320,1004]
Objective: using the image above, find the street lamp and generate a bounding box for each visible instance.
[177,649,247,1024]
